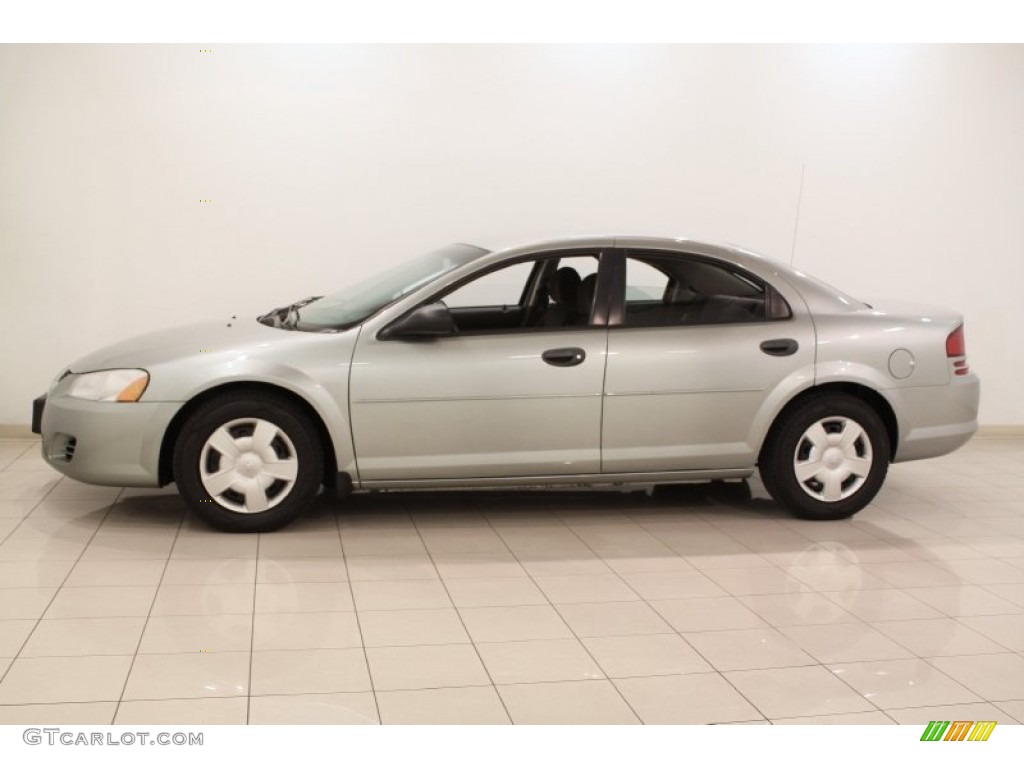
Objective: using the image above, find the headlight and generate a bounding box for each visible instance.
[68,369,149,402]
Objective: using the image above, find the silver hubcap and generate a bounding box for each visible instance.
[793,416,873,503]
[199,418,299,514]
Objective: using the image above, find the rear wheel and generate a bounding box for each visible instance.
[173,393,323,532]
[760,393,889,520]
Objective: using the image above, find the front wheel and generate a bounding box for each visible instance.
[760,394,890,521]
[173,393,324,532]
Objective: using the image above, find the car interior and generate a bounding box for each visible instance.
[440,252,786,334]
[443,254,600,334]
[623,256,772,327]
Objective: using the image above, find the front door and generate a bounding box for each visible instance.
[349,251,610,481]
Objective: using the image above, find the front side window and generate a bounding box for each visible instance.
[438,253,601,334]
[443,261,536,309]
[622,252,786,327]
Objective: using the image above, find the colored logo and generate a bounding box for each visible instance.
[920,721,996,742]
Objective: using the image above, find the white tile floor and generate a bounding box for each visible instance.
[1,436,1023,724]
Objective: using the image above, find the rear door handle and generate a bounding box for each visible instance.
[760,338,799,357]
[542,347,586,367]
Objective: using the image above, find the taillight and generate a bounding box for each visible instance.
[946,325,965,357]
[946,324,969,375]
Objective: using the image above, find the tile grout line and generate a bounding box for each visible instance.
[552,496,776,724]
[336,504,384,725]
[0,478,124,699]
[572,496,876,722]
[0,458,75,550]
[4,441,1024,723]
[109,497,188,725]
[485,494,648,723]
[407,497,515,724]
[245,531,261,725]
[608,526,882,722]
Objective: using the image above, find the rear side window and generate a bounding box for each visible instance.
[622,252,790,327]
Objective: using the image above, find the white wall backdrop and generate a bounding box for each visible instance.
[1,44,1021,425]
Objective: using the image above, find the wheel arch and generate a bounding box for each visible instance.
[758,382,899,467]
[158,381,342,489]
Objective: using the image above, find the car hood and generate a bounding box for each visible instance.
[68,319,297,372]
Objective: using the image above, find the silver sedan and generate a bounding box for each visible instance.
[33,236,980,532]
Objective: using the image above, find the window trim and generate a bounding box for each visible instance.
[440,257,544,311]
[608,249,793,329]
[377,248,614,340]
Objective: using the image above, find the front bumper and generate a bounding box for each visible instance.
[38,395,182,487]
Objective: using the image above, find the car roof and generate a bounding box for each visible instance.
[466,233,779,271]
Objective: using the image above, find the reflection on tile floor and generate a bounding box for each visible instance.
[1,436,1023,724]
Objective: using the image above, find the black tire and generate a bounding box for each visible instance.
[173,392,324,532]
[759,393,889,521]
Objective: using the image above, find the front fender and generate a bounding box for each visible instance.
[148,340,359,479]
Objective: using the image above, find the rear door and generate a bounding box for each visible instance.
[601,249,815,472]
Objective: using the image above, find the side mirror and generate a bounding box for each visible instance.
[380,302,456,340]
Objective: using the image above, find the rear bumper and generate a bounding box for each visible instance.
[892,374,980,462]
[39,396,182,487]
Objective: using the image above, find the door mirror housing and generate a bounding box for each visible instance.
[380,302,456,340]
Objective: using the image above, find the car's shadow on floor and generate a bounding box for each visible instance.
[103,480,897,543]
[94,480,793,533]
[307,479,792,522]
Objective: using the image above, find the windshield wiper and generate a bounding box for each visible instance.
[282,295,323,329]
[257,296,323,330]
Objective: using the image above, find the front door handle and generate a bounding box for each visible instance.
[760,338,799,357]
[542,347,586,367]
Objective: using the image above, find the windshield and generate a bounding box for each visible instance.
[263,243,489,331]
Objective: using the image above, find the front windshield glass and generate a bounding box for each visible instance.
[272,243,488,331]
